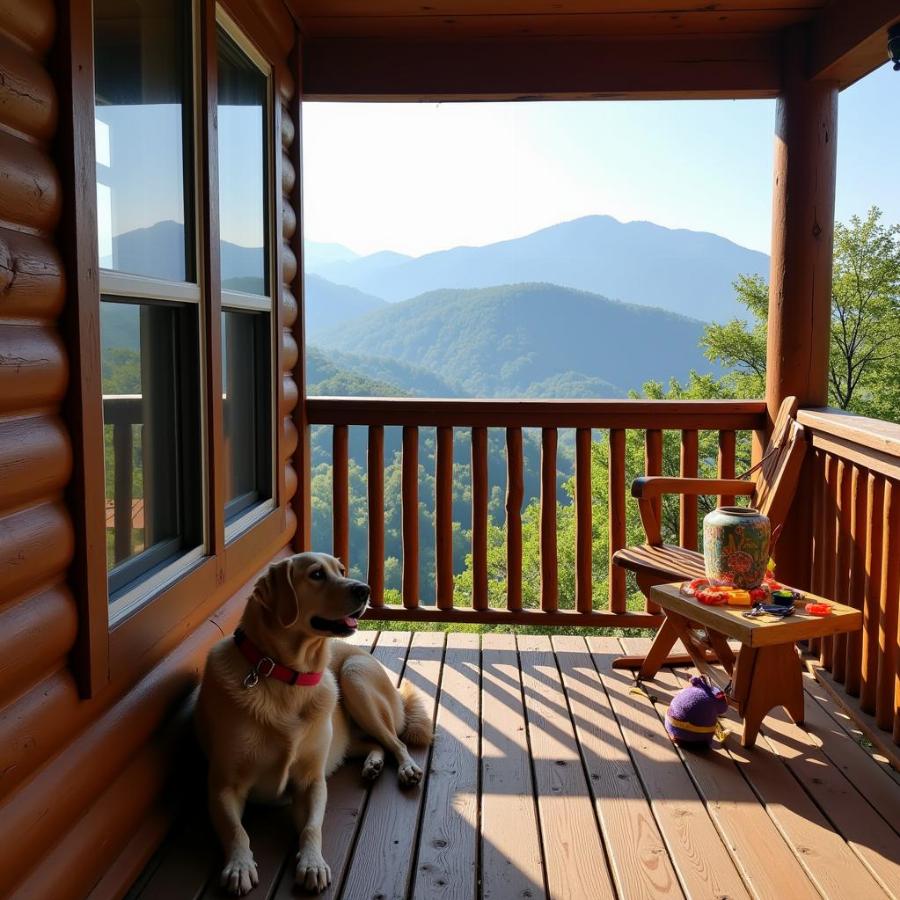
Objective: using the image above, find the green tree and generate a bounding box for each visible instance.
[701,207,900,421]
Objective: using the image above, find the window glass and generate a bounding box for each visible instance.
[217,26,268,295]
[222,310,272,521]
[101,299,203,598]
[94,0,194,281]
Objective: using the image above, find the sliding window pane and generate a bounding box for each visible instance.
[94,0,194,281]
[217,26,268,296]
[222,311,272,522]
[101,299,202,598]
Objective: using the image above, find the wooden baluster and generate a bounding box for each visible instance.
[435,425,454,611]
[113,423,133,563]
[575,428,592,614]
[608,429,626,615]
[718,430,736,507]
[540,428,558,613]
[680,429,699,550]
[644,429,663,614]
[472,426,489,611]
[831,459,850,683]
[876,478,900,731]
[808,449,825,656]
[332,425,350,566]
[505,427,524,612]
[820,454,839,669]
[402,426,419,609]
[366,425,384,608]
[845,464,867,696]
[860,472,885,713]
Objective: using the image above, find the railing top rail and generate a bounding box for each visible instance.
[307,396,767,430]
[799,407,900,481]
[102,395,143,426]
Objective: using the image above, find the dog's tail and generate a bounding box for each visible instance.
[399,682,433,747]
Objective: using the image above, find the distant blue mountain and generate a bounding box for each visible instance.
[304,273,387,336]
[316,282,718,398]
[304,239,359,271]
[313,215,768,322]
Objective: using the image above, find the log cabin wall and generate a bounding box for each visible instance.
[0,1,302,897]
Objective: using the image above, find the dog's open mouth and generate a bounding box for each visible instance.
[311,606,367,636]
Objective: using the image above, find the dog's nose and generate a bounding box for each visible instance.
[351,582,370,603]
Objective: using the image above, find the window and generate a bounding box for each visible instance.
[100,300,203,605]
[222,311,272,524]
[94,0,204,619]
[217,15,275,533]
[94,0,194,281]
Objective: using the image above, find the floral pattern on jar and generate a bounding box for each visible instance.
[703,506,771,589]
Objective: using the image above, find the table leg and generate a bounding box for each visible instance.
[636,616,681,680]
[736,643,804,748]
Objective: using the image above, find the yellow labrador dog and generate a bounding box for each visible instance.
[195,552,432,895]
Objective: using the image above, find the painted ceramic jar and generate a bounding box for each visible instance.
[703,506,771,589]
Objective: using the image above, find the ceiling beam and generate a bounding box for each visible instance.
[301,35,781,101]
[809,0,900,86]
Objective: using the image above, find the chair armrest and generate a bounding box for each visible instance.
[631,477,754,500]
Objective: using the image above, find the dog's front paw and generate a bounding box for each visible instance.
[398,759,423,787]
[296,848,332,893]
[221,851,258,895]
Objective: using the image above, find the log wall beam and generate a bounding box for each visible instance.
[809,0,900,86]
[302,34,781,101]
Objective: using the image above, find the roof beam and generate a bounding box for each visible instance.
[809,0,900,86]
[301,35,781,101]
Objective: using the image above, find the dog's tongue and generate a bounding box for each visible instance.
[343,616,358,629]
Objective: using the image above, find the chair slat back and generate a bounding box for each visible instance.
[751,396,806,526]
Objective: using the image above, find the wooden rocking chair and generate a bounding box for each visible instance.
[612,395,807,669]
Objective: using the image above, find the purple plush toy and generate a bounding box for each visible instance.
[664,675,728,747]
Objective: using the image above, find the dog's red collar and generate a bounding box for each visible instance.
[233,628,323,688]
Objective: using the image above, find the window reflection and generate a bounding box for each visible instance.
[94,0,194,282]
[101,299,202,596]
[217,26,268,296]
[222,310,272,521]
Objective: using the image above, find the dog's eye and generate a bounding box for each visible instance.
[309,568,325,581]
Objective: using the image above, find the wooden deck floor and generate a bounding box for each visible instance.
[128,631,900,900]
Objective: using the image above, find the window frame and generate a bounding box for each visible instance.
[216,6,279,542]
[96,0,210,626]
[64,0,292,695]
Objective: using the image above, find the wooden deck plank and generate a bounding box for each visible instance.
[757,706,900,895]
[132,809,215,900]
[411,633,480,900]
[480,633,546,900]
[200,806,294,900]
[660,644,883,900]
[517,634,615,900]
[803,669,900,786]
[551,635,683,900]
[665,656,889,899]
[588,637,751,900]
[799,672,900,834]
[270,630,398,900]
[337,632,445,900]
[621,637,820,900]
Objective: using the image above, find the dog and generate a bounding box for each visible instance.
[194,552,433,895]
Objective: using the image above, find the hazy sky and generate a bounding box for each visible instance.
[302,63,900,259]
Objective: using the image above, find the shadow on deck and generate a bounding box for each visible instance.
[127,631,900,900]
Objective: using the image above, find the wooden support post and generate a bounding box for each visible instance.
[766,27,838,591]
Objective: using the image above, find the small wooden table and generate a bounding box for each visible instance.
[630,583,862,748]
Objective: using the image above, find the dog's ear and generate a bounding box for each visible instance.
[253,558,300,628]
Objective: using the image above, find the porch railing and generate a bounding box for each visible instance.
[307,397,767,629]
[799,408,900,745]
[103,395,143,563]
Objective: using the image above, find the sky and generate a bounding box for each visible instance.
[302,63,900,259]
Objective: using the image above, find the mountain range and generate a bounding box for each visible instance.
[314,282,715,398]
[309,215,768,322]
